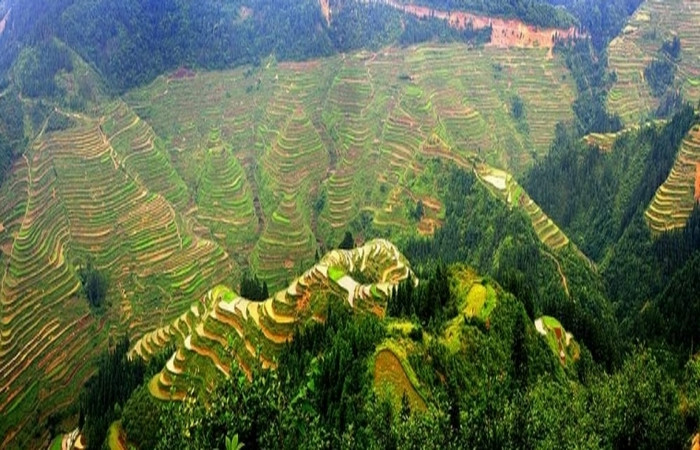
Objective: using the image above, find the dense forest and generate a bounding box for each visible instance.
[0,0,492,95]
[526,105,700,360]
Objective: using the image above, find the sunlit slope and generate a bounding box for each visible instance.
[607,0,700,124]
[0,112,233,446]
[131,239,413,400]
[646,123,700,232]
[127,43,575,246]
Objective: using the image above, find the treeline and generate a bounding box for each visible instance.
[645,37,681,98]
[408,0,576,29]
[0,0,493,95]
[0,91,25,186]
[556,38,622,134]
[239,272,269,300]
[398,13,492,47]
[387,263,453,330]
[13,39,73,98]
[79,337,170,449]
[547,0,644,50]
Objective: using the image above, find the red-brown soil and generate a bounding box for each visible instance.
[383,0,579,50]
[695,163,700,202]
[168,67,195,81]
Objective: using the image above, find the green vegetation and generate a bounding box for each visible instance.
[79,259,108,309]
[239,273,269,301]
[3,0,700,448]
[645,58,676,98]
[338,231,355,250]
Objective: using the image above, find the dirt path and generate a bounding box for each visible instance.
[377,0,579,49]
[319,0,330,24]
[0,9,10,36]
[542,250,570,298]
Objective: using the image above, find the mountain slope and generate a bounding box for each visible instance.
[607,0,700,123]
[133,239,413,400]
[0,108,233,448]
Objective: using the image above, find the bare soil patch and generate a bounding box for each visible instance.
[385,0,578,49]
[695,163,700,201]
[168,67,196,81]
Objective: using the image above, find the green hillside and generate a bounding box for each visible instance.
[0,110,233,448]
[138,239,412,401]
[3,0,700,448]
[0,41,580,447]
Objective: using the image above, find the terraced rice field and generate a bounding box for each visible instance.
[250,194,317,289]
[373,348,427,412]
[476,165,570,250]
[534,316,580,366]
[195,128,257,255]
[128,43,574,247]
[136,239,413,400]
[607,0,700,124]
[0,109,233,446]
[646,124,700,232]
[1,42,576,445]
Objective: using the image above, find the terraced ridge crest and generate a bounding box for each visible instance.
[646,123,700,232]
[0,109,233,447]
[534,316,580,366]
[195,127,257,254]
[607,0,700,124]
[476,165,570,250]
[133,239,413,401]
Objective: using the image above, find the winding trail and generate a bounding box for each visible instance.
[542,250,569,298]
